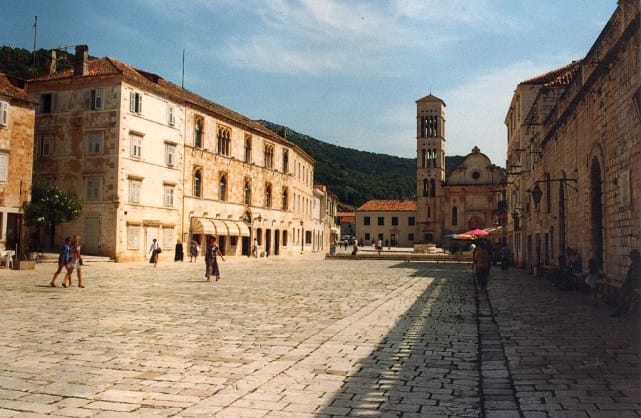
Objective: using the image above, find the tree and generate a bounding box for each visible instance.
[23,182,82,249]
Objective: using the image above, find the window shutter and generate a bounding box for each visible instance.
[129,91,135,112]
[0,101,8,126]
[0,154,8,182]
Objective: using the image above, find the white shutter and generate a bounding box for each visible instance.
[0,154,8,182]
[0,101,8,126]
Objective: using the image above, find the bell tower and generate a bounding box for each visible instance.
[416,93,446,243]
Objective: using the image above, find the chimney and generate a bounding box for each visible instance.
[74,45,89,76]
[46,50,57,75]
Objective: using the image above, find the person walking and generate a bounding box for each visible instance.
[205,236,225,281]
[189,240,199,262]
[50,236,71,287]
[473,239,491,295]
[149,238,161,267]
[174,240,184,262]
[584,257,606,306]
[62,235,84,288]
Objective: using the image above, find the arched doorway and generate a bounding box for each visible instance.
[590,158,604,266]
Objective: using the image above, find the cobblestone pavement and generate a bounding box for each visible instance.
[0,257,638,417]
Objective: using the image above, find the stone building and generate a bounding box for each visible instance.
[415,94,506,245]
[505,0,640,283]
[27,46,330,261]
[355,199,417,247]
[0,73,36,254]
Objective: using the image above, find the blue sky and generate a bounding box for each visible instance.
[1,0,615,166]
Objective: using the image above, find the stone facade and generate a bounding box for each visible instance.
[505,0,641,283]
[0,74,36,254]
[416,94,506,245]
[27,46,334,261]
[355,200,417,247]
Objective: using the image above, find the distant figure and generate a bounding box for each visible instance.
[473,240,491,295]
[62,235,84,288]
[50,236,71,287]
[351,238,359,258]
[189,240,199,262]
[149,238,160,267]
[252,238,259,258]
[611,249,641,317]
[205,236,225,282]
[174,240,184,262]
[584,257,606,306]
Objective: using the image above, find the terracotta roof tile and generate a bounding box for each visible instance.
[356,200,417,212]
[519,61,582,87]
[0,73,35,103]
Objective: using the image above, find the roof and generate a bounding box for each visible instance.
[0,73,36,103]
[415,93,446,106]
[29,55,314,163]
[336,211,355,217]
[356,200,417,212]
[519,61,582,87]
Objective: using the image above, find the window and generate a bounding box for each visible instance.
[408,233,414,241]
[430,179,436,197]
[219,174,227,201]
[193,168,202,197]
[37,135,53,157]
[392,216,398,226]
[378,233,384,240]
[165,143,176,166]
[378,217,384,226]
[129,91,142,113]
[264,144,274,169]
[167,105,176,126]
[408,217,415,226]
[40,93,53,113]
[244,134,252,163]
[452,207,458,226]
[365,233,370,241]
[265,183,272,208]
[87,131,103,155]
[91,88,104,110]
[162,227,174,249]
[244,180,251,205]
[130,133,142,158]
[423,179,428,196]
[85,177,102,201]
[282,150,289,173]
[127,224,140,249]
[364,216,370,226]
[128,178,141,203]
[0,101,8,126]
[164,184,174,207]
[282,187,288,210]
[217,126,231,156]
[194,117,203,148]
[0,153,7,182]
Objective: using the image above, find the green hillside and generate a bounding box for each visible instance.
[257,121,464,209]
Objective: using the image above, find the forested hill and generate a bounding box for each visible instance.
[257,120,464,209]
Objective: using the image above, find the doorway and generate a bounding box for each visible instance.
[590,158,604,266]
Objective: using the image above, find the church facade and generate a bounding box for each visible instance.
[414,94,506,246]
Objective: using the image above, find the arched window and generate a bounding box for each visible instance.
[422,149,426,168]
[452,206,458,226]
[429,179,436,197]
[193,169,202,197]
[427,206,431,218]
[423,179,429,196]
[217,126,231,156]
[265,184,272,208]
[282,187,288,210]
[244,180,251,205]
[219,174,227,201]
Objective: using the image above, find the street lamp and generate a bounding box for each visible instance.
[531,184,543,210]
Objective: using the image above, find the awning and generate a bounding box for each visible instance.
[222,220,251,237]
[190,218,229,236]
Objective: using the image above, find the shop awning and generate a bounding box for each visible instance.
[191,218,251,237]
[190,218,229,236]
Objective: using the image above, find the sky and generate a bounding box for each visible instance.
[1,0,617,166]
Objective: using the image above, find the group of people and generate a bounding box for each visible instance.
[148,236,224,281]
[49,235,84,288]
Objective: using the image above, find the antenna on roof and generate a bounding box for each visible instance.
[181,48,185,89]
[32,16,38,77]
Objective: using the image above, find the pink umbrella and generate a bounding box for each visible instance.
[462,228,489,237]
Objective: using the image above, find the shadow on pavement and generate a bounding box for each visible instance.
[316,262,482,417]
